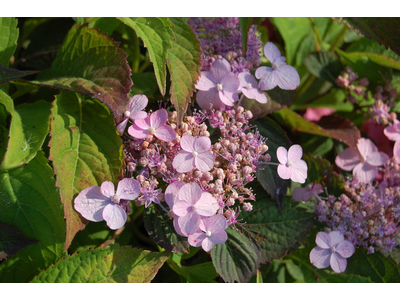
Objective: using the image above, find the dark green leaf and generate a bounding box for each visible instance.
[240,18,252,56]
[211,226,261,283]
[0,17,18,67]
[0,65,38,86]
[303,52,343,83]
[130,72,158,96]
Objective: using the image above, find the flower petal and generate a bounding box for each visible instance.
[102,203,127,230]
[128,94,148,112]
[394,140,400,159]
[188,230,205,247]
[129,111,148,120]
[195,71,217,91]
[309,246,331,269]
[329,231,345,246]
[330,253,347,273]
[196,90,225,111]
[196,192,218,216]
[263,42,282,63]
[335,147,360,171]
[219,90,237,106]
[173,216,187,237]
[165,181,185,209]
[277,164,291,180]
[366,151,388,166]
[172,200,191,217]
[210,229,228,245]
[288,144,303,162]
[220,72,240,93]
[353,162,377,183]
[315,232,331,249]
[116,178,140,200]
[291,187,308,202]
[201,237,215,252]
[290,160,308,184]
[154,124,176,142]
[178,211,200,235]
[74,186,109,222]
[203,214,228,232]
[256,67,279,91]
[357,138,378,160]
[173,151,195,173]
[384,123,400,141]
[150,109,168,129]
[194,136,211,153]
[116,119,129,135]
[180,135,196,152]
[209,58,231,83]
[128,124,149,139]
[275,65,300,90]
[276,146,288,164]
[133,117,151,130]
[336,240,355,258]
[100,181,115,198]
[195,152,215,172]
[179,182,202,203]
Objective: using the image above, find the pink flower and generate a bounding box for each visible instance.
[384,119,400,141]
[138,182,162,208]
[335,138,389,183]
[292,183,323,202]
[172,182,219,236]
[238,71,267,104]
[172,135,215,173]
[195,57,240,111]
[303,108,335,122]
[277,145,308,184]
[116,94,148,135]
[255,42,300,91]
[309,231,355,274]
[188,215,228,252]
[128,109,176,142]
[74,178,140,230]
[164,181,187,236]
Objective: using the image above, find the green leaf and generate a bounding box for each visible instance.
[49,91,124,251]
[291,88,352,112]
[88,17,120,35]
[0,17,18,67]
[0,151,66,282]
[270,17,312,65]
[303,52,343,83]
[30,23,132,124]
[143,204,190,254]
[240,17,252,56]
[169,261,219,283]
[340,17,400,58]
[167,17,202,124]
[252,117,291,211]
[256,269,263,283]
[347,37,400,63]
[240,194,315,263]
[130,72,158,96]
[118,17,174,97]
[0,223,39,261]
[0,65,38,86]
[211,226,261,283]
[1,99,51,170]
[31,244,170,283]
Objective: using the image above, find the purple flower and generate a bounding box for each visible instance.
[116,94,148,135]
[255,42,300,91]
[74,178,140,230]
[292,183,323,202]
[128,109,176,142]
[138,182,162,208]
[188,215,228,252]
[172,182,218,235]
[309,231,355,273]
[238,71,268,104]
[172,135,215,173]
[195,57,240,111]
[277,144,308,184]
[335,138,389,183]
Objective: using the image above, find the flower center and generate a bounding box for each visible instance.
[246,83,252,89]
[286,160,293,167]
[330,246,336,253]
[111,194,120,204]
[205,230,212,237]
[216,83,223,91]
[148,126,156,135]
[192,151,198,157]
[124,110,131,118]
[272,62,279,70]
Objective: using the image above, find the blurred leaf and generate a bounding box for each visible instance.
[256,269,263,283]
[30,23,132,124]
[167,18,201,124]
[0,65,38,86]
[270,17,312,65]
[303,52,343,83]
[347,37,400,63]
[0,17,18,67]
[211,226,261,283]
[130,72,158,97]
[49,91,124,251]
[118,17,174,97]
[0,151,65,282]
[240,193,315,263]
[88,17,120,35]
[301,135,334,157]
[171,261,218,283]
[253,117,291,211]
[31,244,170,283]
[291,88,352,112]
[69,221,113,253]
[143,204,190,254]
[339,17,400,58]
[240,17,252,56]
[1,99,51,170]
[0,223,39,261]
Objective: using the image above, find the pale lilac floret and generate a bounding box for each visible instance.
[128,109,176,142]
[292,183,323,202]
[277,145,308,184]
[74,178,140,230]
[172,135,215,173]
[138,182,162,208]
[335,138,389,183]
[238,71,267,104]
[116,94,148,135]
[309,231,355,273]
[188,215,228,252]
[255,42,300,91]
[172,182,219,236]
[195,57,240,111]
